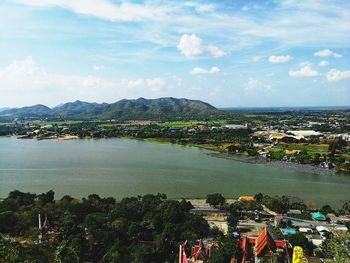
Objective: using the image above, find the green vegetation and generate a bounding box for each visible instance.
[206,193,226,208]
[208,236,238,263]
[284,144,328,153]
[286,233,312,254]
[0,190,210,262]
[1,97,226,121]
[160,120,227,128]
[0,190,349,262]
[322,232,350,262]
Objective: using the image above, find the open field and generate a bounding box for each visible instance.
[159,120,227,128]
[285,144,329,153]
[276,143,329,154]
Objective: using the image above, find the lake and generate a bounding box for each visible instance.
[0,137,349,208]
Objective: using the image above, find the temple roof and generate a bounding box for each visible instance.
[255,228,277,257]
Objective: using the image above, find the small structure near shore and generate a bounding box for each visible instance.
[239,196,255,202]
[312,212,326,221]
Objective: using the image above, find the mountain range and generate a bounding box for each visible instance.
[0,97,225,121]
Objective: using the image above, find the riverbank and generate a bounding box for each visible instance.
[141,137,341,176]
[207,152,337,176]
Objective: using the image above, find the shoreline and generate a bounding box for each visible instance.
[206,152,337,176]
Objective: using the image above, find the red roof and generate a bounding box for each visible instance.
[255,228,277,257]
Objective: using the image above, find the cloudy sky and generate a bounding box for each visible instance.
[0,0,349,108]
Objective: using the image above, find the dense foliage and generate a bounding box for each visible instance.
[0,191,209,262]
[206,193,226,208]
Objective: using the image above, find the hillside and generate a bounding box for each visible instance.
[100,97,223,120]
[0,97,225,120]
[1,104,52,118]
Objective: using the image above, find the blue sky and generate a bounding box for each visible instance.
[0,0,349,107]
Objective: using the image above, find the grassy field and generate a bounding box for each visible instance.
[159,119,227,128]
[284,143,329,153]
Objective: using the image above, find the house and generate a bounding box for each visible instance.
[179,239,216,263]
[307,234,323,247]
[334,225,348,231]
[298,227,313,234]
[239,196,255,202]
[282,228,297,236]
[168,127,181,133]
[225,124,247,130]
[287,209,302,215]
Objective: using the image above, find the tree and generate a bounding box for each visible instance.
[322,232,350,263]
[254,193,264,203]
[320,205,335,215]
[38,190,55,205]
[206,193,225,208]
[286,233,311,254]
[209,236,238,263]
[0,234,22,263]
[54,240,79,263]
[0,211,17,233]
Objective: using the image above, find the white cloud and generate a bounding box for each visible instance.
[177,34,225,58]
[124,79,144,88]
[191,66,220,75]
[182,2,216,13]
[195,4,216,12]
[299,61,311,67]
[207,46,226,58]
[244,78,272,94]
[13,0,169,22]
[326,69,350,81]
[0,56,118,106]
[93,65,106,71]
[123,77,165,92]
[253,56,263,62]
[146,78,165,92]
[289,65,319,77]
[177,34,204,58]
[268,55,293,64]
[318,60,329,67]
[314,49,342,58]
[11,0,350,51]
[0,57,168,106]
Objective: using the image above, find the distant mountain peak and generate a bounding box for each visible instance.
[1,97,224,120]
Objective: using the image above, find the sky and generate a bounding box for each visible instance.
[0,0,349,108]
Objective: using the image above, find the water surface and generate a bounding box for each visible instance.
[0,137,349,208]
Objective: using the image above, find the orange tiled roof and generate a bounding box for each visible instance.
[255,228,277,257]
[239,196,255,201]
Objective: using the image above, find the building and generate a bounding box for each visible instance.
[179,239,216,263]
[239,196,255,202]
[225,124,248,130]
[287,130,323,138]
[235,227,291,263]
[180,228,292,263]
[282,228,297,236]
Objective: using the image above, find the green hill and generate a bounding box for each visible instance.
[0,97,225,121]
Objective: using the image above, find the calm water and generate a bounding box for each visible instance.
[0,137,349,208]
